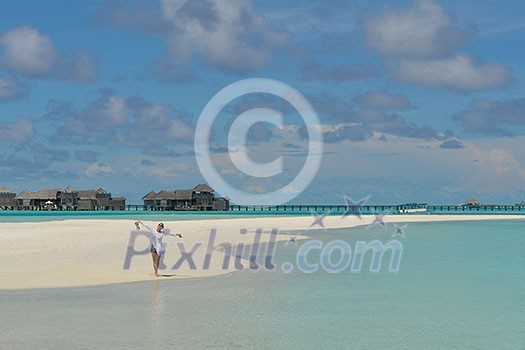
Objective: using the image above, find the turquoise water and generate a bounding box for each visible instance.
[0,210,313,223]
[1,220,524,349]
[1,209,523,223]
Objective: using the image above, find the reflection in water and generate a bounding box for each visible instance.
[150,280,165,344]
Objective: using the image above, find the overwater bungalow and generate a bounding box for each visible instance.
[15,187,126,211]
[143,184,229,211]
[16,189,61,210]
[0,188,17,210]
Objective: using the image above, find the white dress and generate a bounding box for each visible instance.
[142,224,176,255]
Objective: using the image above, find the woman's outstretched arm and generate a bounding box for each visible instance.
[136,221,154,233]
[161,229,182,238]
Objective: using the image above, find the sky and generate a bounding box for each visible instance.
[1,0,525,205]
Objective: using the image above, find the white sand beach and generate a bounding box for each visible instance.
[0,214,522,290]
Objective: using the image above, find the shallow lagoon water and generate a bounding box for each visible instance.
[1,220,524,349]
[1,209,523,223]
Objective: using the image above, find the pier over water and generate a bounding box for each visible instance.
[228,204,525,214]
[2,203,525,214]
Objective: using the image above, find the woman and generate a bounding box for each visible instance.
[135,221,182,277]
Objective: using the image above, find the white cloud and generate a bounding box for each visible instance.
[0,117,34,142]
[67,92,129,134]
[98,95,128,125]
[0,26,58,76]
[468,147,525,192]
[166,119,194,141]
[313,134,525,202]
[0,25,98,82]
[160,0,186,17]
[156,0,288,76]
[133,101,194,142]
[390,54,514,91]
[363,0,472,59]
[363,0,514,92]
[46,89,195,148]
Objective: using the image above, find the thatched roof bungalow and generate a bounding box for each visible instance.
[14,187,126,211]
[0,188,17,209]
[16,189,60,209]
[143,184,228,211]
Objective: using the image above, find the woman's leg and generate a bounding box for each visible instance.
[155,254,161,275]
[151,252,159,277]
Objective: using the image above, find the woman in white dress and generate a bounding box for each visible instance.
[135,221,182,277]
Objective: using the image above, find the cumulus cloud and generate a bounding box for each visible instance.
[121,96,195,143]
[454,97,525,136]
[48,89,128,137]
[95,0,288,80]
[44,89,195,148]
[390,55,514,92]
[85,93,128,128]
[284,89,464,147]
[363,0,473,59]
[362,0,514,92]
[468,147,525,192]
[0,75,28,101]
[0,26,58,76]
[0,26,98,82]
[160,0,287,71]
[305,90,450,142]
[310,136,525,203]
[0,117,34,142]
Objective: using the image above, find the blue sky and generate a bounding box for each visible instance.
[1,0,525,205]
